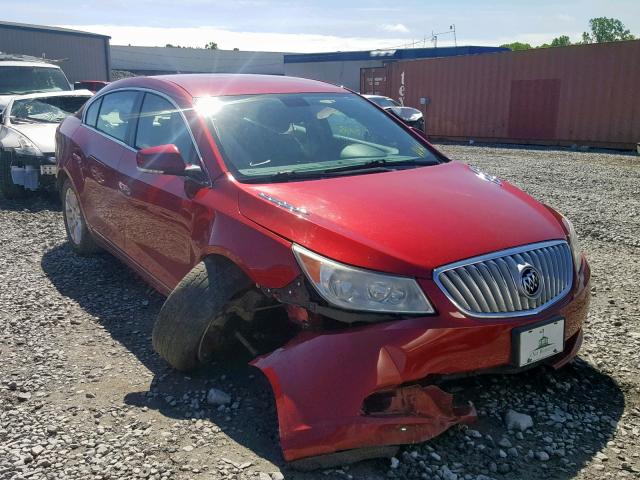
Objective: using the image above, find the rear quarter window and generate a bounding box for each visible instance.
[84,98,102,128]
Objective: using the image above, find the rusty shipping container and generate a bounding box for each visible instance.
[382,40,640,149]
[360,67,388,95]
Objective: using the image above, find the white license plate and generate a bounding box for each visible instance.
[516,319,565,367]
[40,165,57,175]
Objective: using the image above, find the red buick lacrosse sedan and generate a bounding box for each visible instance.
[55,74,590,467]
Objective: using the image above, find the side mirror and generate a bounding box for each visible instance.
[136,144,186,175]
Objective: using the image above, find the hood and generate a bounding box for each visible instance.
[237,162,566,277]
[386,106,422,121]
[9,123,58,154]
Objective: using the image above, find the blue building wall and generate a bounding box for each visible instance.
[284,46,507,64]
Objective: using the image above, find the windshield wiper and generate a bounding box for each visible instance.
[243,158,438,183]
[265,170,321,181]
[318,158,437,175]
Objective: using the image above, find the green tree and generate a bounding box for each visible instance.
[551,35,572,47]
[539,35,572,48]
[205,41,218,50]
[582,17,635,43]
[499,42,532,51]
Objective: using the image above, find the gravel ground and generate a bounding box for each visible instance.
[1,144,639,480]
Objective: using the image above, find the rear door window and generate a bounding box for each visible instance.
[134,93,198,165]
[96,91,139,143]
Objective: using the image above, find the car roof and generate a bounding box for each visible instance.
[130,74,347,98]
[0,61,60,69]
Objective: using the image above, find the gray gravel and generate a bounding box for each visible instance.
[1,144,639,480]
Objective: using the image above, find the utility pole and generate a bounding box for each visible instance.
[431,25,457,48]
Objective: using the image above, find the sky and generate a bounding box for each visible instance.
[3,0,639,52]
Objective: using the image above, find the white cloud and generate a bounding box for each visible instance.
[57,24,411,52]
[381,23,410,33]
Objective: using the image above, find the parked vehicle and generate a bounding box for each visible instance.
[73,80,109,93]
[56,74,590,468]
[0,56,73,112]
[363,94,425,131]
[0,90,92,197]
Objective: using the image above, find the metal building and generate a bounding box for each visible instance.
[111,46,285,76]
[0,21,110,82]
[378,40,640,149]
[284,46,507,91]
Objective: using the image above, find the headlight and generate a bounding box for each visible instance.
[11,129,42,157]
[293,244,434,314]
[561,215,582,272]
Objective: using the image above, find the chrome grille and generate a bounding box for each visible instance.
[434,240,573,318]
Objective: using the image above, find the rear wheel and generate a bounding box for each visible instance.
[0,150,26,199]
[152,257,254,371]
[61,179,100,255]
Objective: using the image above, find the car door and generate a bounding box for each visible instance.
[73,91,141,250]
[116,91,206,291]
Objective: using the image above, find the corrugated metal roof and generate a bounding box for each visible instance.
[0,20,110,39]
[284,46,507,63]
[111,45,285,75]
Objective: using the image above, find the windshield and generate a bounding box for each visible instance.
[9,96,91,124]
[367,96,400,108]
[0,66,71,95]
[199,92,440,182]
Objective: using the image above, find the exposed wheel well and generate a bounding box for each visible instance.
[199,252,256,289]
[195,254,298,362]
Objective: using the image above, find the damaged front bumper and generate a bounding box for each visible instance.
[251,262,590,466]
[3,149,57,191]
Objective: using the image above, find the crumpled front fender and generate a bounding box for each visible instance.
[251,320,478,463]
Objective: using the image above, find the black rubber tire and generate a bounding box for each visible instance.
[152,257,252,371]
[61,179,100,256]
[0,150,26,199]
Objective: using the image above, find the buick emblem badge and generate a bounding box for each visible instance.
[519,264,543,299]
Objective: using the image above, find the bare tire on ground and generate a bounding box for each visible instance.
[152,257,252,371]
[0,150,26,199]
[61,179,100,256]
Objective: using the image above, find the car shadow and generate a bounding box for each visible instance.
[41,242,625,480]
[0,192,61,213]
